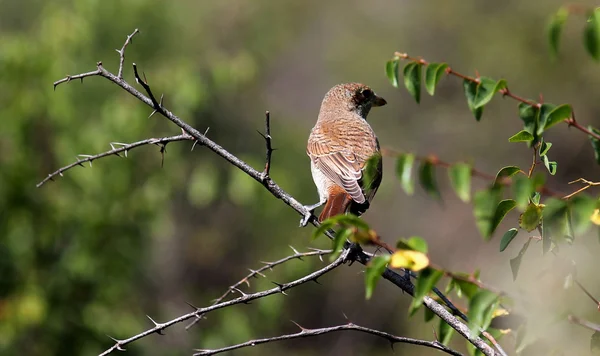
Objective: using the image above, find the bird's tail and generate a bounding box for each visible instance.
[318,191,352,222]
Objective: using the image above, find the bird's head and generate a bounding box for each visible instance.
[321,83,387,118]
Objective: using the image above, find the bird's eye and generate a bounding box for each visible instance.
[362,89,373,98]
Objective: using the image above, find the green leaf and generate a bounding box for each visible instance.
[419,160,440,199]
[548,7,569,59]
[463,79,483,121]
[410,267,443,315]
[570,195,597,235]
[519,203,543,232]
[397,236,428,254]
[453,276,478,299]
[542,155,557,175]
[591,331,600,351]
[490,200,517,238]
[439,319,455,346]
[543,198,569,234]
[494,166,521,186]
[468,290,499,336]
[365,255,390,299]
[473,186,503,239]
[396,153,415,195]
[312,219,336,240]
[518,103,540,146]
[499,228,519,252]
[536,103,556,136]
[588,126,600,165]
[473,77,507,109]
[538,139,552,157]
[403,62,422,103]
[584,8,600,61]
[448,163,471,202]
[386,59,400,88]
[543,104,572,130]
[510,239,531,280]
[508,130,534,143]
[513,175,534,210]
[424,307,435,323]
[362,153,382,191]
[330,228,352,261]
[424,62,448,96]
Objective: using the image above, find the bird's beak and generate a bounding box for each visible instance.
[372,94,387,107]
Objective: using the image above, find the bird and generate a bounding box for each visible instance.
[300,82,386,227]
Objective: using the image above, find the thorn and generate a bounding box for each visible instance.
[290,320,307,331]
[80,77,83,84]
[204,127,210,135]
[271,281,288,295]
[143,71,148,84]
[124,150,128,158]
[389,341,395,350]
[311,277,321,285]
[289,245,301,255]
[110,143,116,150]
[159,93,164,105]
[106,335,126,351]
[248,268,266,278]
[115,48,121,54]
[146,314,160,326]
[191,140,199,151]
[342,312,350,322]
[432,325,439,341]
[59,172,63,177]
[184,301,199,311]
[97,61,103,67]
[148,109,157,119]
[231,287,248,297]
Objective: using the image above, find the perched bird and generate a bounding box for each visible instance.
[301,83,386,226]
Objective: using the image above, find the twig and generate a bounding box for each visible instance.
[568,315,600,332]
[51,30,498,356]
[116,29,139,79]
[185,247,332,330]
[98,249,350,356]
[193,322,464,356]
[37,134,193,187]
[259,111,274,180]
[393,52,600,142]
[563,178,600,200]
[575,279,600,310]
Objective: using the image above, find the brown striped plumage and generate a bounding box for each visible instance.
[303,83,386,224]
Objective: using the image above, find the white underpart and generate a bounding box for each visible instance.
[310,161,329,204]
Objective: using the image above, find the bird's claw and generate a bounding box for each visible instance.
[299,210,313,227]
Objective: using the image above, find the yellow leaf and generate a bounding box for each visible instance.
[492,307,510,318]
[389,250,429,271]
[591,208,600,225]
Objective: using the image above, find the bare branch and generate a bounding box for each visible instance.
[37,134,193,187]
[259,111,274,180]
[98,248,350,356]
[185,247,332,330]
[193,322,464,356]
[116,29,139,79]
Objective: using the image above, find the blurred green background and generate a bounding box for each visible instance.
[1,0,600,355]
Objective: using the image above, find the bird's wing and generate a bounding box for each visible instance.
[307,121,379,204]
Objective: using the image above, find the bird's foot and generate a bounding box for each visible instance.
[299,201,324,227]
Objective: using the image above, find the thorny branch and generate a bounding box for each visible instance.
[48,30,499,356]
[37,134,194,187]
[98,249,351,356]
[259,111,274,180]
[185,246,332,330]
[394,52,600,142]
[193,321,464,356]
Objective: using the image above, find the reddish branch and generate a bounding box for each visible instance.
[393,52,600,141]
